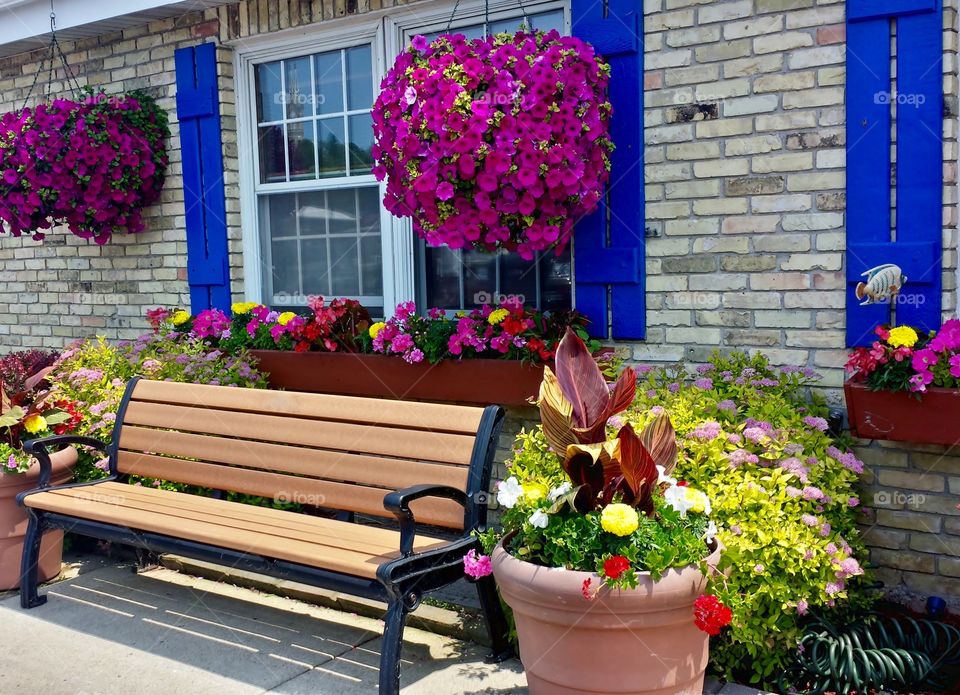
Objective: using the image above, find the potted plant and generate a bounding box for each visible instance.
[372,30,613,260]
[844,321,960,445]
[0,87,169,244]
[466,330,727,694]
[155,298,598,406]
[0,352,81,590]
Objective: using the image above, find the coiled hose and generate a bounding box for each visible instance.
[777,613,960,694]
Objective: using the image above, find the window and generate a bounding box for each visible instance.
[237,2,571,316]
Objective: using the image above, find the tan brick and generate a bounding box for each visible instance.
[753,31,814,54]
[754,72,816,93]
[875,510,943,533]
[754,233,811,252]
[870,547,935,573]
[752,152,815,173]
[724,135,782,156]
[878,469,946,493]
[752,194,811,213]
[721,215,781,234]
[693,198,749,215]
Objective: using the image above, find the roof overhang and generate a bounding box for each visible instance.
[0,0,232,58]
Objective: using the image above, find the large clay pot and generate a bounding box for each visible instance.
[492,539,722,695]
[0,446,77,590]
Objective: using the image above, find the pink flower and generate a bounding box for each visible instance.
[463,550,492,579]
[796,599,808,615]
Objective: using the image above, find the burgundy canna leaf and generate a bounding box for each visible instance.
[640,412,678,475]
[554,328,609,431]
[617,424,658,515]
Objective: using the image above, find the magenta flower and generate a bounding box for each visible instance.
[463,549,492,579]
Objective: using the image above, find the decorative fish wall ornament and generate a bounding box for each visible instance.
[856,263,907,305]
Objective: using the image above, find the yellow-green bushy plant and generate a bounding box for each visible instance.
[506,351,870,687]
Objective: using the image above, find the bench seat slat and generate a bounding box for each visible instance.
[116,452,467,529]
[23,483,450,579]
[122,401,476,465]
[118,426,471,486]
[131,380,484,434]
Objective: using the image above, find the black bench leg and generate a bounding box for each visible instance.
[476,574,513,662]
[379,599,408,695]
[19,511,47,609]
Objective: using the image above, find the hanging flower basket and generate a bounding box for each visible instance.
[372,30,613,260]
[0,88,170,244]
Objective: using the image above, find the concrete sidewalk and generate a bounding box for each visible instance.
[0,561,526,695]
[0,557,771,695]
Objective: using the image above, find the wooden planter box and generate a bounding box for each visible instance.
[844,380,960,446]
[249,350,546,407]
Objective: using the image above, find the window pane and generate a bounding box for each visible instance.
[499,252,538,306]
[268,193,297,238]
[531,10,564,33]
[284,57,313,119]
[258,125,286,183]
[463,252,497,309]
[348,113,374,174]
[270,239,300,298]
[424,247,462,309]
[255,61,283,123]
[361,235,383,296]
[329,237,360,295]
[327,188,357,235]
[297,191,327,235]
[357,187,380,234]
[345,46,373,110]
[301,238,330,296]
[287,120,317,180]
[540,247,572,311]
[314,51,343,115]
[317,118,346,178]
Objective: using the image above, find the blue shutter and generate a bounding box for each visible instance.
[571,0,645,340]
[845,0,942,346]
[175,43,231,313]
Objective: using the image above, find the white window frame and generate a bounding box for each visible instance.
[234,0,570,312]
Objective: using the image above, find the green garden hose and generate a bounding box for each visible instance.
[777,613,960,694]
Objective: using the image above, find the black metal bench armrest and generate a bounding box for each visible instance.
[22,435,110,488]
[384,484,468,557]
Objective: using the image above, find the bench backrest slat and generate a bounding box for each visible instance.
[111,379,503,531]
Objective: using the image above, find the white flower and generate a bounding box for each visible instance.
[703,520,718,543]
[664,484,694,518]
[547,482,572,502]
[702,494,712,516]
[403,86,418,106]
[656,465,677,487]
[497,477,523,509]
[529,510,549,529]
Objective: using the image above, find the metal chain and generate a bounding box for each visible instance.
[19,0,81,110]
[444,0,535,36]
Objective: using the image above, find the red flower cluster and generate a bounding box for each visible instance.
[290,297,371,353]
[602,555,630,581]
[693,594,732,636]
[51,399,83,435]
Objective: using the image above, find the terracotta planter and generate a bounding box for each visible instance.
[492,540,721,695]
[250,350,547,406]
[844,381,960,446]
[0,446,77,590]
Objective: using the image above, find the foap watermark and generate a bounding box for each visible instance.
[473,291,526,306]
[272,92,327,109]
[873,490,926,509]
[873,91,926,108]
[275,491,326,506]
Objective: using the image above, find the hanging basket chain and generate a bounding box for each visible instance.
[444,0,535,35]
[19,0,81,110]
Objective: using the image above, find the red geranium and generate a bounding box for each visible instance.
[602,555,630,580]
[693,594,732,636]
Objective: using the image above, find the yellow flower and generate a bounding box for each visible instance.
[23,414,47,435]
[683,487,711,514]
[277,312,297,326]
[522,482,549,502]
[170,310,191,326]
[232,302,258,315]
[600,503,640,536]
[487,308,510,325]
[887,325,919,349]
[369,321,386,339]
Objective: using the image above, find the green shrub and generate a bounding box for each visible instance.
[48,331,268,482]
[506,350,871,687]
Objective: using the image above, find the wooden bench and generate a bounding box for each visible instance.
[17,377,511,693]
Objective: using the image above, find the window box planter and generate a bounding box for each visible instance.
[844,381,960,446]
[249,350,546,406]
[0,446,76,590]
